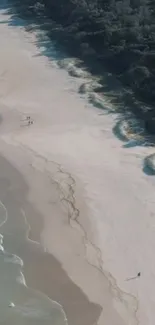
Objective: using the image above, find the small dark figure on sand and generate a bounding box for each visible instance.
[21,116,33,127]
[126,272,141,281]
[28,120,33,125]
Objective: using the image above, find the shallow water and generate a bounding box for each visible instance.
[0,199,67,325]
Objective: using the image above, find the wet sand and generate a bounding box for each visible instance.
[0,6,140,324]
[1,4,155,325]
[0,134,129,325]
[0,153,103,325]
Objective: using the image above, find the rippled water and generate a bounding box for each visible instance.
[0,201,67,325]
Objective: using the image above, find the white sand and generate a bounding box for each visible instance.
[0,8,155,325]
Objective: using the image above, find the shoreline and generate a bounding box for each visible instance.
[0,142,127,325]
[0,149,102,325]
[0,6,155,325]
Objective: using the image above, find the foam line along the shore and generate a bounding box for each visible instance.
[0,4,155,325]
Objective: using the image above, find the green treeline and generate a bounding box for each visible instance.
[9,0,155,130]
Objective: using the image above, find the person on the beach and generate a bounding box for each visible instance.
[126,272,141,281]
[28,120,33,125]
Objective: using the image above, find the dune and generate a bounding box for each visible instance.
[0,6,155,325]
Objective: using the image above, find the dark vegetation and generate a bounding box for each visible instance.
[4,0,155,134]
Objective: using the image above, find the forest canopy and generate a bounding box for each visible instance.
[9,0,155,130]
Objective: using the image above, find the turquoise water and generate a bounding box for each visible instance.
[0,201,67,325]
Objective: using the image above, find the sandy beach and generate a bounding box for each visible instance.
[0,4,155,325]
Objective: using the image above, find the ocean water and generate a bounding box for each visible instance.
[0,200,68,325]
